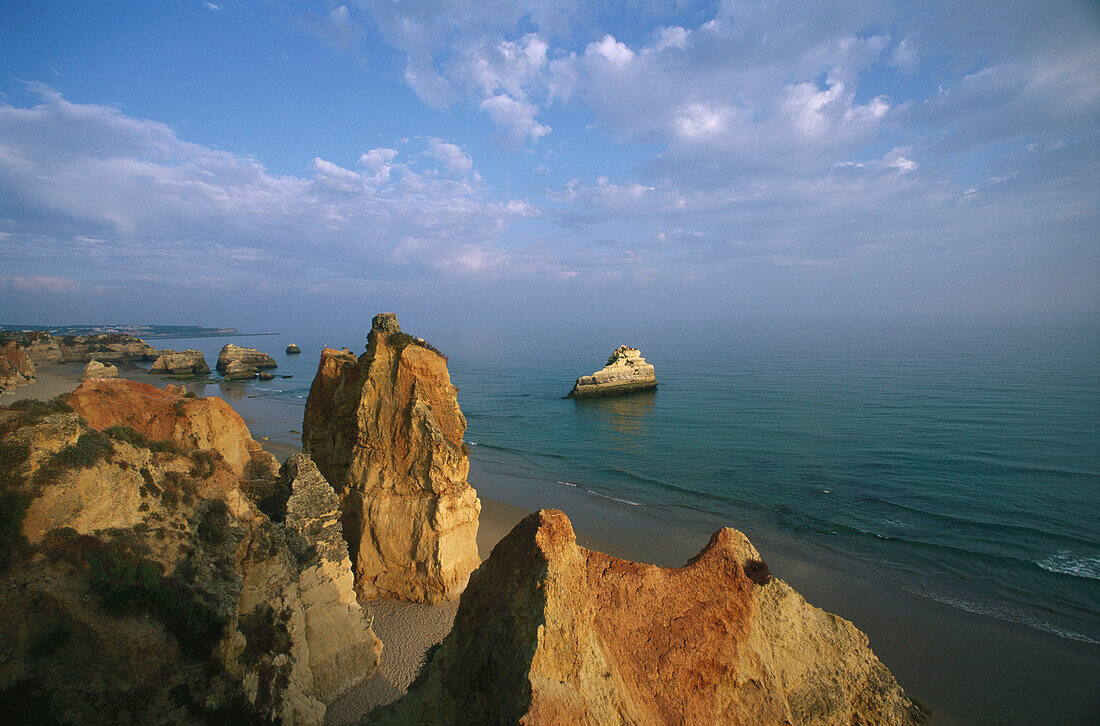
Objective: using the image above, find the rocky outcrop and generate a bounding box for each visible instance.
[1,331,158,364]
[223,360,258,381]
[217,344,277,372]
[80,359,118,381]
[281,454,383,702]
[0,341,36,391]
[0,390,382,724]
[0,330,62,363]
[151,349,211,376]
[286,343,302,355]
[371,509,925,726]
[302,313,480,604]
[568,346,657,398]
[67,378,277,479]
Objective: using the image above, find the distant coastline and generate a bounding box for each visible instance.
[0,323,280,339]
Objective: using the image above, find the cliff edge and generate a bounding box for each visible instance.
[369,508,926,726]
[568,346,657,398]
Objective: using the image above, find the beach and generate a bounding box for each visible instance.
[6,362,1099,726]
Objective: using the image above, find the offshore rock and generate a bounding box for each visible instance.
[80,359,118,381]
[568,345,657,398]
[151,349,211,376]
[286,343,302,354]
[0,341,36,391]
[223,360,258,381]
[371,509,925,726]
[281,454,383,702]
[303,313,480,604]
[67,378,278,479]
[0,394,382,724]
[217,344,277,372]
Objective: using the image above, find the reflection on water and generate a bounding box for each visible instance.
[573,390,656,447]
[218,382,248,400]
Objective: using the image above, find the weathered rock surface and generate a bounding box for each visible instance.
[151,349,211,376]
[0,389,382,724]
[0,341,36,391]
[223,360,258,381]
[286,343,302,355]
[67,378,277,479]
[281,454,383,702]
[371,509,925,726]
[0,330,62,363]
[303,313,480,604]
[258,371,275,381]
[81,359,118,381]
[217,344,277,372]
[568,346,657,398]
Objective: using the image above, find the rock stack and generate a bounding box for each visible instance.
[302,313,480,604]
[216,344,277,381]
[150,349,210,376]
[568,345,657,398]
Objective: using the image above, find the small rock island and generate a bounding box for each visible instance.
[568,345,658,398]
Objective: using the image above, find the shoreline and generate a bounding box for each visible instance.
[6,363,1099,725]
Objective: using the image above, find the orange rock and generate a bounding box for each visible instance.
[67,378,276,478]
[0,341,36,391]
[372,509,925,726]
[303,314,480,603]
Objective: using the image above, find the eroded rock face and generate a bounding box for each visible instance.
[217,344,277,372]
[0,341,36,391]
[281,454,383,702]
[1,331,158,364]
[0,331,62,363]
[303,313,480,604]
[223,360,258,381]
[0,392,382,725]
[568,346,657,398]
[67,378,277,479]
[371,509,925,726]
[151,349,211,376]
[81,359,118,381]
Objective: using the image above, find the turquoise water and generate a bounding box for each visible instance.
[150,317,1100,645]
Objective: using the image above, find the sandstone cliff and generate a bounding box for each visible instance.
[0,341,36,392]
[151,350,211,376]
[370,509,925,726]
[0,388,381,724]
[0,331,159,363]
[67,378,276,479]
[568,346,657,398]
[217,344,277,372]
[302,313,480,604]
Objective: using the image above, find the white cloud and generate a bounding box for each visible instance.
[480,94,551,145]
[587,35,635,66]
[427,138,474,176]
[0,89,531,293]
[301,5,366,52]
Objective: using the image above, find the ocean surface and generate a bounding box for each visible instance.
[147,316,1099,646]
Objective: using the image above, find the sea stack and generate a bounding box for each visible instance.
[150,349,210,376]
[302,313,480,604]
[568,345,657,398]
[216,344,277,372]
[286,343,301,354]
[370,509,925,726]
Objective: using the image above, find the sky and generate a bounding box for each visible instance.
[0,0,1097,332]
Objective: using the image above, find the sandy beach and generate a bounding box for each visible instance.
[6,363,1099,726]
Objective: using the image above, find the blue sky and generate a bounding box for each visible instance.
[0,0,1096,331]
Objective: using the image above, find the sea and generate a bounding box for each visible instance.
[143,315,1099,647]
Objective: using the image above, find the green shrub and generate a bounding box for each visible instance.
[105,425,178,453]
[33,430,113,486]
[0,490,32,573]
[42,527,226,658]
[197,500,228,544]
[188,450,222,479]
[387,331,447,360]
